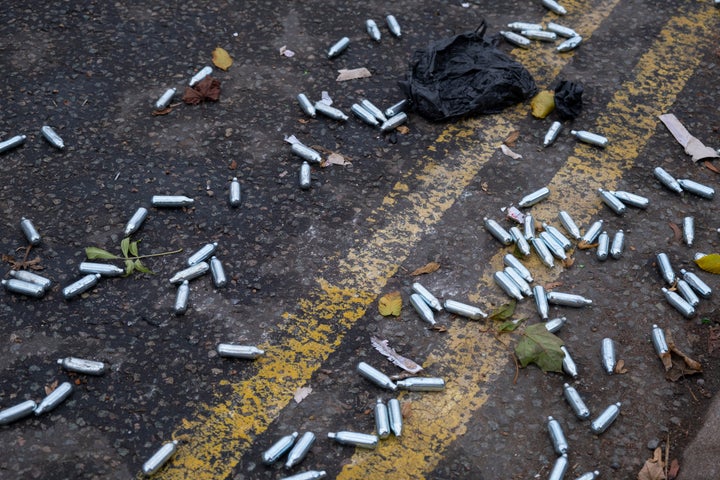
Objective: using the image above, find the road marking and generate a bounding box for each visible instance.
[334,3,715,479]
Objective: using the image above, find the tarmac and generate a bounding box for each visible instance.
[679,394,720,479]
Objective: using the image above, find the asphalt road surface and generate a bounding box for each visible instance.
[1,1,719,479]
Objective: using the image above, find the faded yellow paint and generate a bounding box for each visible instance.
[335,3,715,479]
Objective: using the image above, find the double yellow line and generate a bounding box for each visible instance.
[156,0,715,477]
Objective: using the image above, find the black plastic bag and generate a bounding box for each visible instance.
[399,23,537,122]
[554,80,583,120]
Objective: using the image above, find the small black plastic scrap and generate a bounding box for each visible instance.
[398,22,537,122]
[554,80,584,120]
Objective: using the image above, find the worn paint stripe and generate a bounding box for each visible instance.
[334,4,715,480]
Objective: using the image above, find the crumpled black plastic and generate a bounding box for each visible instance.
[554,80,583,120]
[398,22,537,122]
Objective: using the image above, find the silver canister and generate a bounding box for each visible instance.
[662,287,695,318]
[522,30,557,42]
[539,232,567,260]
[410,293,436,326]
[169,261,210,284]
[547,416,569,454]
[656,253,675,285]
[386,15,401,37]
[677,178,714,199]
[174,280,190,315]
[285,432,315,468]
[34,381,73,415]
[610,230,625,259]
[676,279,700,307]
[581,219,604,244]
[558,211,581,240]
[523,213,535,240]
[680,269,712,298]
[57,356,106,375]
[229,177,241,207]
[351,103,380,127]
[653,167,683,193]
[598,189,626,215]
[142,440,179,476]
[683,216,694,247]
[542,0,567,15]
[494,271,524,301]
[504,267,533,297]
[9,270,52,290]
[2,278,46,298]
[609,190,649,209]
[151,195,194,207]
[503,254,533,283]
[571,130,608,147]
[412,282,442,312]
[548,454,569,480]
[187,242,218,266]
[79,262,125,277]
[575,471,601,480]
[291,143,322,164]
[499,31,531,49]
[534,285,549,320]
[299,161,312,190]
[546,22,578,38]
[543,223,572,250]
[280,471,327,480]
[0,134,27,153]
[510,226,531,256]
[360,99,387,123]
[366,19,381,41]
[518,187,550,208]
[41,125,65,149]
[154,88,176,110]
[374,399,390,439]
[531,237,555,268]
[384,99,407,118]
[396,377,445,392]
[601,338,616,374]
[443,299,487,320]
[561,346,578,378]
[388,398,402,436]
[557,35,582,52]
[507,22,543,32]
[0,399,37,425]
[20,217,41,245]
[123,207,149,236]
[596,231,609,261]
[380,112,408,132]
[547,291,592,307]
[651,324,668,356]
[357,362,397,391]
[327,37,350,58]
[297,93,316,118]
[62,273,101,300]
[563,383,590,420]
[590,402,621,434]
[327,431,378,449]
[314,101,349,121]
[545,316,567,333]
[262,431,298,465]
[189,66,213,86]
[210,256,227,288]
[217,344,265,359]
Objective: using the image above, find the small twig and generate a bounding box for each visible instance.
[665,433,670,479]
[124,248,184,260]
[512,352,519,384]
[686,383,699,402]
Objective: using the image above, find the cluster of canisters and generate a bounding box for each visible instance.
[500,14,582,53]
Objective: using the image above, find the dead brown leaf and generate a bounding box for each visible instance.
[411,261,440,276]
[704,160,720,174]
[44,380,59,396]
[660,351,673,370]
[614,358,628,374]
[504,130,520,147]
[401,401,413,420]
[182,77,221,105]
[562,256,575,268]
[371,336,423,373]
[152,107,173,116]
[576,240,597,250]
[668,222,682,242]
[228,159,237,170]
[396,125,410,135]
[481,182,489,192]
[430,325,447,332]
[668,459,679,480]
[2,253,44,271]
[544,281,563,290]
[638,447,666,480]
[665,329,703,381]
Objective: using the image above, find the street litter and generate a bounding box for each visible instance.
[554,80,583,119]
[590,402,621,434]
[336,67,372,82]
[0,400,37,425]
[375,399,390,438]
[217,344,265,359]
[659,113,719,162]
[297,93,316,117]
[542,0,567,15]
[0,134,26,153]
[285,431,315,468]
[328,431,378,449]
[62,273,101,300]
[263,431,298,465]
[20,217,41,245]
[571,129,608,147]
[2,278,46,298]
[371,336,424,373]
[543,121,562,147]
[357,361,397,391]
[386,15,401,37]
[154,88,176,110]
[327,37,349,58]
[187,242,218,266]
[40,125,65,149]
[57,356,106,375]
[314,101,348,121]
[173,280,189,315]
[182,76,221,105]
[366,19,381,41]
[151,195,195,207]
[142,440,179,476]
[500,144,522,159]
[518,187,550,208]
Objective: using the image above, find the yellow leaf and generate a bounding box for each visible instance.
[695,253,720,274]
[212,47,233,71]
[378,291,402,316]
[531,90,555,119]
[410,261,440,276]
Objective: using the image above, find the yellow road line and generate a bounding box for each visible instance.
[335,3,715,479]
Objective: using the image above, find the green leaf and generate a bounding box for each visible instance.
[514,323,565,373]
[695,253,720,274]
[497,318,525,333]
[121,237,130,258]
[85,247,120,260]
[134,259,153,274]
[489,301,516,321]
[129,240,139,257]
[124,258,135,276]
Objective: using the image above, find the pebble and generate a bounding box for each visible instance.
[647,438,660,450]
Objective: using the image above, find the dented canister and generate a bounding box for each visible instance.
[591,402,621,434]
[518,187,550,208]
[542,0,567,15]
[563,383,590,420]
[366,19,381,41]
[510,226,531,256]
[572,130,608,148]
[328,431,378,449]
[598,189,626,215]
[575,471,601,480]
[558,211,581,240]
[388,398,402,436]
[683,217,694,246]
[653,167,683,193]
[380,112,408,132]
[545,316,567,333]
[2,278,46,298]
[548,454,569,480]
[534,285,549,320]
[174,280,189,315]
[507,22,543,32]
[581,219,604,244]
[187,242,218,266]
[217,344,265,359]
[443,299,487,319]
[651,324,668,356]
[41,125,65,149]
[20,217,41,245]
[151,195,194,207]
[357,362,397,391]
[557,35,583,52]
[543,121,562,147]
[62,273,101,300]
[547,291,592,307]
[676,279,700,307]
[680,269,712,298]
[189,66,213,86]
[299,161,311,190]
[57,356,106,375]
[547,22,578,38]
[503,254,533,283]
[154,88,176,110]
[79,262,125,277]
[351,103,380,127]
[484,217,513,245]
[531,237,555,268]
[494,271,524,300]
[500,31,531,48]
[384,99,407,118]
[539,232,567,260]
[661,287,695,318]
[0,134,27,153]
[142,440,179,476]
[396,377,445,391]
[35,382,73,415]
[547,416,569,454]
[9,270,52,290]
[280,471,327,480]
[412,282,442,312]
[596,231,609,261]
[656,253,675,285]
[124,207,149,236]
[0,399,37,425]
[543,223,572,250]
[523,213,535,240]
[410,293,436,326]
[285,432,316,468]
[229,177,241,207]
[263,431,298,465]
[522,30,557,42]
[314,101,349,121]
[609,190,649,209]
[601,338,616,374]
[505,267,533,297]
[386,15,401,37]
[297,93,316,118]
[210,256,227,288]
[169,261,210,284]
[677,178,714,199]
[328,37,350,58]
[610,230,625,259]
[561,346,578,378]
[374,399,390,439]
